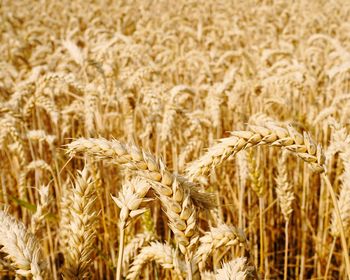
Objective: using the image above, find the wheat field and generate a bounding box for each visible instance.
[1,0,350,279]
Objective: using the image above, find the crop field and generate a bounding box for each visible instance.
[1,0,350,279]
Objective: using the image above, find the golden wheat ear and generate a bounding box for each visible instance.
[186,122,325,179]
[215,258,255,280]
[126,242,186,280]
[66,137,216,209]
[61,167,97,280]
[0,210,46,279]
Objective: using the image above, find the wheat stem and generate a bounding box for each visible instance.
[284,220,289,280]
[322,173,350,279]
[116,221,125,280]
[259,197,264,275]
[324,238,336,279]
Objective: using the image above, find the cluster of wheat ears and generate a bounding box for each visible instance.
[1,0,350,279]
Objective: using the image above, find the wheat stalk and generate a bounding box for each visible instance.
[331,149,350,237]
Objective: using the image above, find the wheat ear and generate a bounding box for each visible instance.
[31,184,50,234]
[62,167,97,279]
[194,224,246,271]
[67,138,215,267]
[58,179,73,250]
[275,152,294,222]
[147,178,199,258]
[66,138,215,209]
[186,122,325,179]
[275,151,294,280]
[215,257,253,280]
[0,210,45,279]
[122,232,156,276]
[126,242,185,280]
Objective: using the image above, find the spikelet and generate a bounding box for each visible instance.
[201,271,216,280]
[111,177,152,227]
